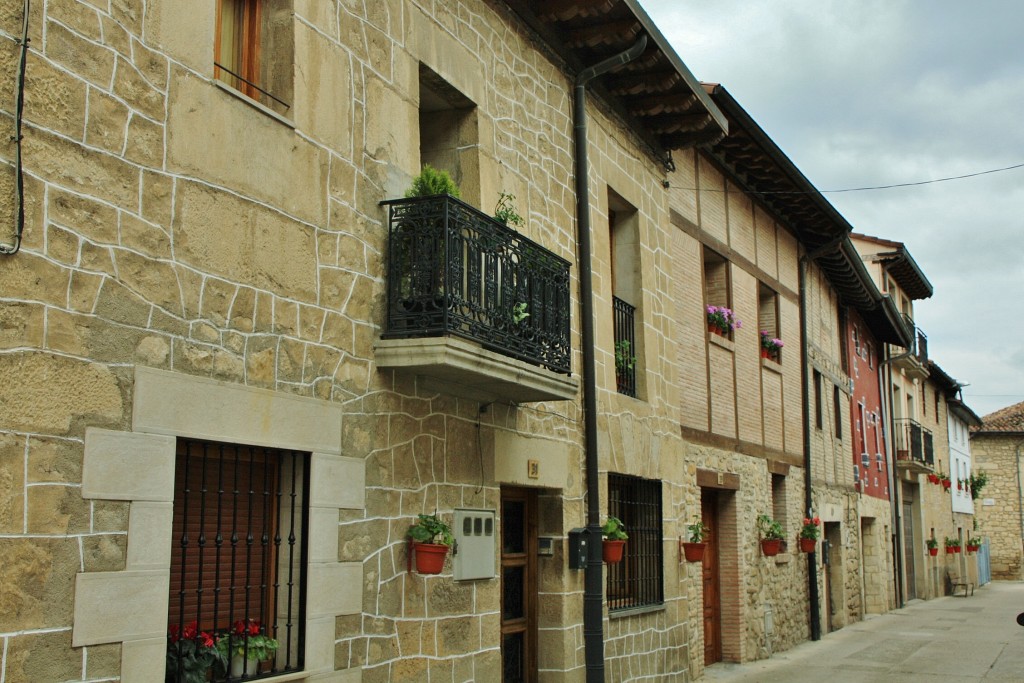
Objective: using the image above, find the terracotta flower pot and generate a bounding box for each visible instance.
[412,542,449,574]
[942,479,952,490]
[966,545,980,553]
[945,546,954,554]
[760,539,782,557]
[708,322,721,336]
[761,348,770,359]
[682,542,706,563]
[928,547,938,556]
[799,537,816,553]
[953,545,961,554]
[603,539,626,564]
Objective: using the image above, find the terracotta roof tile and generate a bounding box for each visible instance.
[975,400,1024,434]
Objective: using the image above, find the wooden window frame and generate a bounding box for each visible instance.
[215,0,263,100]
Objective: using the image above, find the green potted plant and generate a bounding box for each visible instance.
[944,536,960,554]
[216,618,279,678]
[601,516,628,563]
[407,513,454,574]
[405,164,460,198]
[966,536,982,553]
[494,191,524,226]
[926,537,939,557]
[756,513,784,557]
[392,165,462,321]
[682,516,709,563]
[798,515,820,553]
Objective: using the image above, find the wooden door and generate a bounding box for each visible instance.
[701,490,722,664]
[501,488,537,682]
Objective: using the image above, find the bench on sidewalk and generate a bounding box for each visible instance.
[947,570,975,597]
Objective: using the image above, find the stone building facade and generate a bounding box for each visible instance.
[972,401,1024,581]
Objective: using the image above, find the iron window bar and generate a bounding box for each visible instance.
[169,440,308,682]
[613,296,637,397]
[213,61,291,110]
[607,473,664,611]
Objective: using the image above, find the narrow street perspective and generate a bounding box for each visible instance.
[705,582,1024,682]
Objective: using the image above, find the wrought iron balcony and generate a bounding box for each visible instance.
[893,417,934,473]
[613,296,637,397]
[374,194,576,403]
[893,314,928,377]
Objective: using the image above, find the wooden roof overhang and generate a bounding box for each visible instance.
[503,0,728,159]
[702,84,912,348]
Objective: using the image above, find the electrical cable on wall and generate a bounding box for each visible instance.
[1,0,30,256]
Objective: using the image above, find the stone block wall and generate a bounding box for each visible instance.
[973,434,1024,581]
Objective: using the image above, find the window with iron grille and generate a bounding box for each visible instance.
[168,439,309,682]
[606,474,663,611]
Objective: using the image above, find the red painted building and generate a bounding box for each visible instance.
[846,309,890,499]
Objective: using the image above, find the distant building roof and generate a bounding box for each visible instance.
[851,232,933,301]
[928,361,982,428]
[975,400,1024,435]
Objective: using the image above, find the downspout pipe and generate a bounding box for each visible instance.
[574,34,648,683]
[799,236,842,642]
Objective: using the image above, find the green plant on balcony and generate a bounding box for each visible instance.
[511,302,530,324]
[405,164,460,198]
[494,192,524,227]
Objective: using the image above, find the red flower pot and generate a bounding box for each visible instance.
[927,474,939,485]
[928,547,938,556]
[412,542,449,574]
[682,542,706,563]
[603,539,626,564]
[953,545,961,554]
[760,539,782,557]
[942,479,951,490]
[945,546,954,554]
[966,545,980,553]
[708,322,721,336]
[799,537,816,553]
[761,348,770,359]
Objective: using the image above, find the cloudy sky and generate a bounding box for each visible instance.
[640,0,1024,419]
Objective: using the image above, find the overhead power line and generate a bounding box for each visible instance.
[822,161,1024,193]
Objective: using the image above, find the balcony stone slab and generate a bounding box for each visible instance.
[374,336,578,403]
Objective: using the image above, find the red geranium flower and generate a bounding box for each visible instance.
[199,630,215,649]
[168,623,180,643]
[182,621,198,640]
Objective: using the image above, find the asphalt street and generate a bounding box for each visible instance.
[703,581,1024,682]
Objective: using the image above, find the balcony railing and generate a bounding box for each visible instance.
[893,417,934,471]
[901,314,928,365]
[613,296,636,397]
[381,195,571,375]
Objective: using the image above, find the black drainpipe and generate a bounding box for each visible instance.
[573,34,648,683]
[799,236,843,642]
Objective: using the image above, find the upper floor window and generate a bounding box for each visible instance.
[704,248,734,339]
[610,190,641,397]
[758,283,781,362]
[215,0,292,115]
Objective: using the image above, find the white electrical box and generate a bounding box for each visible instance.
[453,509,496,580]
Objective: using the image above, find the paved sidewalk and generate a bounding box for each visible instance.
[703,582,1024,682]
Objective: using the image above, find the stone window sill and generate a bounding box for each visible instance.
[214,80,296,129]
